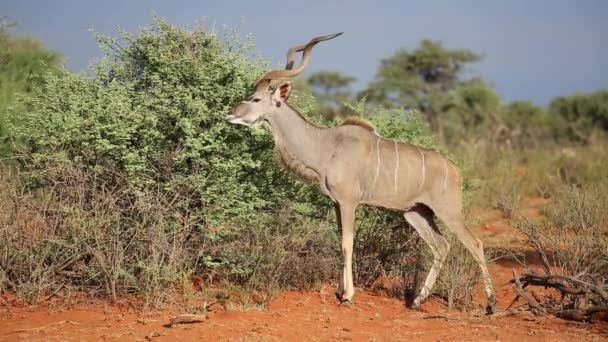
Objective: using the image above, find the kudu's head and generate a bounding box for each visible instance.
[227,33,342,127]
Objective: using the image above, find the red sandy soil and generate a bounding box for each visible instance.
[1,284,607,342]
[1,198,607,341]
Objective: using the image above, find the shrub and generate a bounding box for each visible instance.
[510,154,608,279]
[3,18,331,305]
[0,16,62,156]
[10,19,287,224]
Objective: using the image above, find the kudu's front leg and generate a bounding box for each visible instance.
[335,201,356,304]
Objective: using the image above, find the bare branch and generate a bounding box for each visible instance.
[512,269,544,312]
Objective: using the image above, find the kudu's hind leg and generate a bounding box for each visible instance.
[433,206,496,314]
[335,201,356,304]
[403,205,449,309]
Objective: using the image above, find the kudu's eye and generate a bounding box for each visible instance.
[252,98,261,103]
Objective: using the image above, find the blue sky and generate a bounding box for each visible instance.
[2,0,606,105]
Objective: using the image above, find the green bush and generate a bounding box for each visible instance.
[549,90,608,143]
[0,16,62,156]
[3,18,332,304]
[10,18,305,225]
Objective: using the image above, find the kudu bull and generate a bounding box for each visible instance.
[227,33,496,313]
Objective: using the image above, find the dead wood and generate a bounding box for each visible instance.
[166,314,208,327]
[510,273,608,300]
[512,269,544,312]
[509,272,608,322]
[557,309,587,321]
[422,314,451,320]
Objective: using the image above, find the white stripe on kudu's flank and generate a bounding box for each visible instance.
[372,137,381,188]
[416,146,425,191]
[394,141,399,191]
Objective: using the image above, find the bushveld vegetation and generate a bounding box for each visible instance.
[0,17,606,315]
[0,16,62,155]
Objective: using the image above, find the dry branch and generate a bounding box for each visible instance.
[511,269,544,312]
[510,273,607,299]
[557,307,608,322]
[509,272,608,322]
[167,314,207,327]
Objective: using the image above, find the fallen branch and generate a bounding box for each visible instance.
[166,314,207,327]
[557,309,587,321]
[557,307,608,322]
[512,269,544,312]
[509,272,608,322]
[165,299,224,327]
[510,273,607,299]
[422,314,451,320]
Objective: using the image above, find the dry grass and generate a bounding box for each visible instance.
[0,160,340,309]
[2,140,606,313]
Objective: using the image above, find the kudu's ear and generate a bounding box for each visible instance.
[272,82,292,105]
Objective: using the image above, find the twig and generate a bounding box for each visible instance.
[166,314,207,327]
[422,314,450,320]
[531,290,542,304]
[592,277,608,302]
[42,284,65,302]
[512,269,544,312]
[506,281,530,310]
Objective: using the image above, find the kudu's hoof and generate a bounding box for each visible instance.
[409,297,424,311]
[339,299,354,307]
[485,294,497,315]
[409,303,421,311]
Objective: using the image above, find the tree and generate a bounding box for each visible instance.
[0,17,62,155]
[363,39,480,139]
[307,71,355,119]
[444,78,501,141]
[549,90,608,143]
[0,16,16,64]
[499,100,549,146]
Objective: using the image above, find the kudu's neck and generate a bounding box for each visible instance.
[265,104,329,174]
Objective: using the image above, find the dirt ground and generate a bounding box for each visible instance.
[1,199,607,341]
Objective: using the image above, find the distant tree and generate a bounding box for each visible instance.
[499,100,549,146]
[0,16,16,64]
[363,39,481,139]
[444,78,501,141]
[305,70,355,119]
[549,90,608,143]
[0,17,62,155]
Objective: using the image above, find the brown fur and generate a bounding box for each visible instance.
[275,140,320,184]
[274,115,376,184]
[340,117,376,132]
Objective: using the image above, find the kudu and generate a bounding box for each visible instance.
[227,33,496,313]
